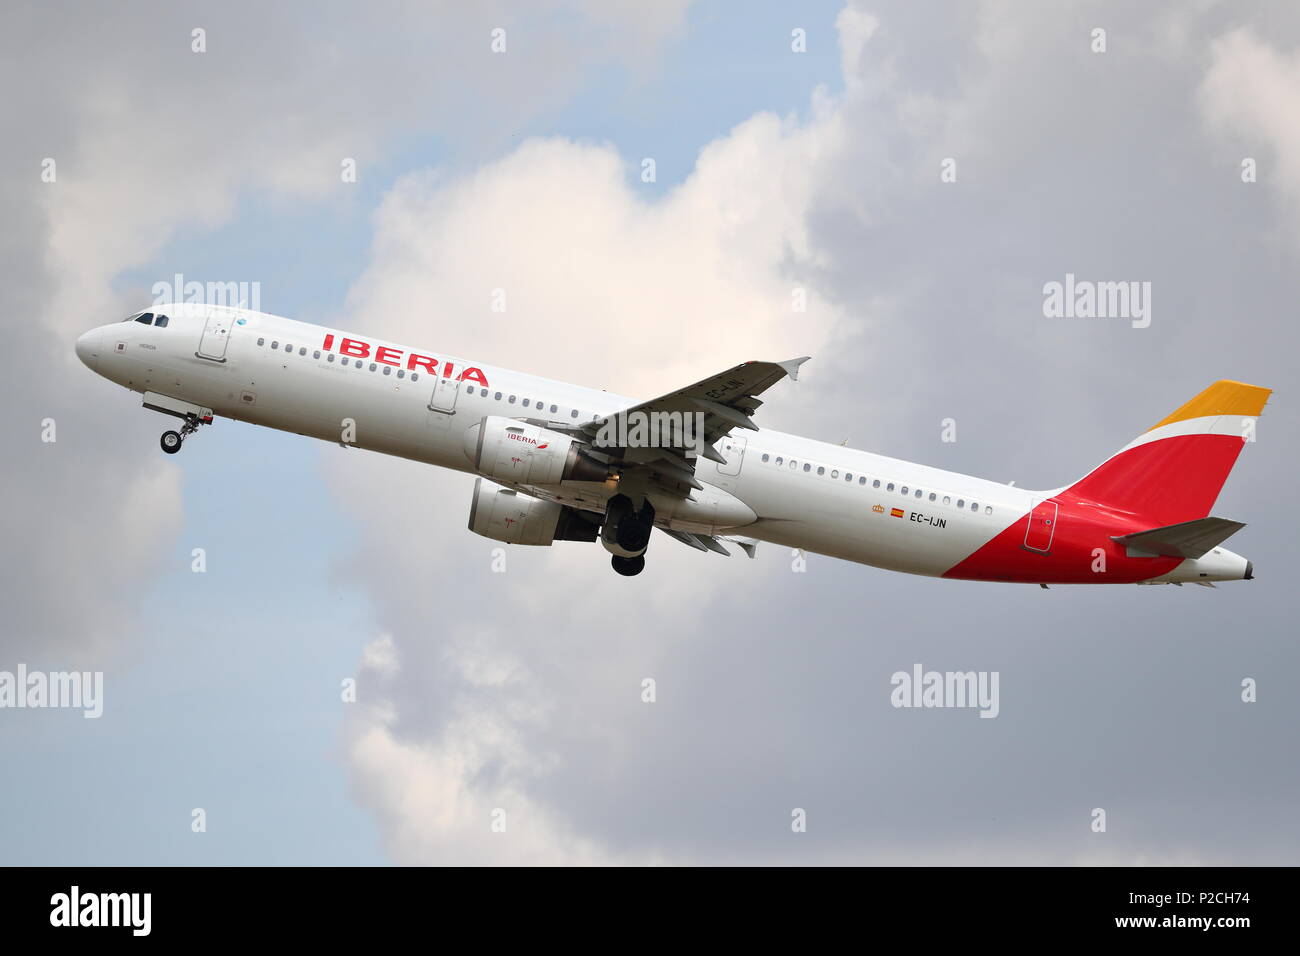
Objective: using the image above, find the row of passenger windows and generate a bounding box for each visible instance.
[254,338,599,420]
[759,452,993,514]
[462,386,597,420]
[257,337,423,381]
[124,312,170,327]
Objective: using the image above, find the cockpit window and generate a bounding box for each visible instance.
[154,314,169,328]
[123,312,143,322]
[134,312,154,325]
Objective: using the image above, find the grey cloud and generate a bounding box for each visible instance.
[338,1,1299,864]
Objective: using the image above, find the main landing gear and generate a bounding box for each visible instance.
[160,414,205,455]
[602,494,655,576]
[611,555,646,577]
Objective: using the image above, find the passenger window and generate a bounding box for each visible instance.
[915,489,922,498]
[496,392,503,401]
[845,473,852,481]
[859,476,866,485]
[971,502,978,511]
[929,493,936,502]
[570,408,578,417]
[957,499,965,508]
[397,369,405,379]
[817,466,825,476]
[154,315,169,328]
[873,479,881,488]
[831,470,838,478]
[285,344,292,352]
[411,373,419,382]
[313,350,321,359]
[790,460,797,469]
[522,399,530,407]
[762,454,770,463]
[775,457,784,466]
[383,366,392,375]
[887,483,895,492]
[509,395,516,404]
[985,506,992,515]
[550,404,557,413]
[803,463,811,473]
[369,363,377,372]
[299,347,307,356]
[271,341,279,349]
[943,496,951,505]
[135,313,153,324]
[901,486,908,495]
[257,337,265,346]
[327,354,334,362]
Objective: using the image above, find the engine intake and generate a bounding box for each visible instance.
[468,478,599,546]
[464,416,608,486]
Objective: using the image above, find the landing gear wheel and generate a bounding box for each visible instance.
[160,430,183,454]
[611,554,645,577]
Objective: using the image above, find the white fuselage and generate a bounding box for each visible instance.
[74,303,1246,583]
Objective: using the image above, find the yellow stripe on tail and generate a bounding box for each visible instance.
[1149,380,1272,431]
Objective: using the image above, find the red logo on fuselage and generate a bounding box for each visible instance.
[320,333,489,387]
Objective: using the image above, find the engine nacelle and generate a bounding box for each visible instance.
[468,478,600,546]
[464,416,608,486]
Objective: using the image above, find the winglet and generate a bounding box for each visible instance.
[777,356,811,382]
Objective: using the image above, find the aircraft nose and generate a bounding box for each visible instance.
[75,328,103,370]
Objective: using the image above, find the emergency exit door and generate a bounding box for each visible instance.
[428,375,459,414]
[717,434,747,476]
[1023,499,1059,553]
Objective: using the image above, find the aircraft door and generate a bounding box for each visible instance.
[196,309,234,362]
[428,375,459,414]
[1023,499,1059,553]
[716,434,747,476]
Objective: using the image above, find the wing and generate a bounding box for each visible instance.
[573,356,809,493]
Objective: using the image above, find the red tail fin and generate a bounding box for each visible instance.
[1063,381,1271,526]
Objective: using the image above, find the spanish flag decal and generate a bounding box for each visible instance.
[891,508,905,518]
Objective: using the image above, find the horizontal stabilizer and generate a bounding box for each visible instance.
[1111,516,1245,559]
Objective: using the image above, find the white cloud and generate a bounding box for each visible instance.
[330,13,863,866]
[1201,28,1300,223]
[1,0,685,663]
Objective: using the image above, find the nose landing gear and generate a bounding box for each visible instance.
[160,414,205,455]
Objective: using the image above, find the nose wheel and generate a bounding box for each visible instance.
[160,414,205,455]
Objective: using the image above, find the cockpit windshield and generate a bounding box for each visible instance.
[123,312,168,327]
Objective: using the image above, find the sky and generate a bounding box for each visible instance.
[1,0,1297,865]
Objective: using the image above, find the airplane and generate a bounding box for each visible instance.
[75,302,1270,583]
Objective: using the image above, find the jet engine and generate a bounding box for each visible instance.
[463,416,608,486]
[468,478,599,546]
